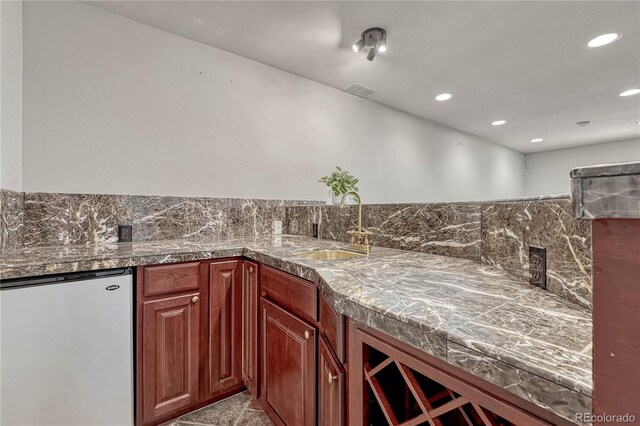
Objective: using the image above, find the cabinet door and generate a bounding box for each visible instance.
[142,292,200,422]
[261,299,316,426]
[242,260,259,396]
[318,336,345,426]
[207,260,243,397]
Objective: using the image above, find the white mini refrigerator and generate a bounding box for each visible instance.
[1,269,134,426]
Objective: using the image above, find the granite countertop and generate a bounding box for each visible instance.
[571,160,640,219]
[0,235,592,423]
[570,161,640,178]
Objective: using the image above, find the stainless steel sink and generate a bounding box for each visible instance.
[295,249,366,261]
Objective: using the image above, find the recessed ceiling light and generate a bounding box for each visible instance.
[620,89,640,97]
[491,120,506,126]
[435,93,452,101]
[531,138,543,143]
[587,33,621,48]
[637,121,640,125]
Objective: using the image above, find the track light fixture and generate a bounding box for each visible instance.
[352,27,387,61]
[352,39,365,52]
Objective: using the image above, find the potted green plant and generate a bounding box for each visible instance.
[319,166,359,204]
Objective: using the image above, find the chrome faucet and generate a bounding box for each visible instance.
[340,191,371,254]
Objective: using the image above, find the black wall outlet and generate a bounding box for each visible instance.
[118,225,133,243]
[312,223,319,238]
[529,245,547,289]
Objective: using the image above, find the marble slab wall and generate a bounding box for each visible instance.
[284,196,592,309]
[0,189,24,252]
[2,189,592,308]
[0,190,322,250]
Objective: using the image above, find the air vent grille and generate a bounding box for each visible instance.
[343,83,376,98]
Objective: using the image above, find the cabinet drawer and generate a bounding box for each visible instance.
[260,265,317,323]
[143,262,200,297]
[319,294,346,363]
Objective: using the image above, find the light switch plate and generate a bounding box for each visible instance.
[273,220,282,235]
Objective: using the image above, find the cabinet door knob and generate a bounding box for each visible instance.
[327,372,338,385]
[304,330,310,340]
[192,296,199,303]
[249,267,254,273]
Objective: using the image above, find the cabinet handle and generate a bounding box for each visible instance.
[249,266,254,273]
[304,330,310,340]
[327,372,338,385]
[192,296,199,303]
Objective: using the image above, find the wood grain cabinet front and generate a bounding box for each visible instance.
[207,260,244,398]
[137,259,245,426]
[242,260,260,396]
[261,299,317,426]
[318,336,346,426]
[141,292,201,423]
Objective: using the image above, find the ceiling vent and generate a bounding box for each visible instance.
[343,83,376,99]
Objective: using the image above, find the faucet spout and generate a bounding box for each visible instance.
[339,191,370,254]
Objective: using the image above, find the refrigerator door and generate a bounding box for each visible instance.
[0,273,133,426]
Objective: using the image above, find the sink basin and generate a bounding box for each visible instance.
[295,249,366,261]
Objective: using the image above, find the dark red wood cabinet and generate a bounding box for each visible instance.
[261,298,317,426]
[318,336,346,426]
[242,260,259,396]
[207,260,243,398]
[592,219,640,423]
[141,292,201,422]
[136,259,244,426]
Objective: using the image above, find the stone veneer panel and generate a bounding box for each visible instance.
[132,196,191,242]
[4,191,322,249]
[480,202,529,280]
[0,189,24,251]
[286,203,482,260]
[524,199,592,309]
[23,193,70,247]
[69,194,133,245]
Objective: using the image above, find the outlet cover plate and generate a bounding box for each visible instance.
[118,225,133,243]
[529,245,547,289]
[273,221,282,235]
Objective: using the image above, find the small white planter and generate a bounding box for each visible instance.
[331,192,343,205]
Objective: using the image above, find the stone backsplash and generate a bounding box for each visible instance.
[284,196,592,309]
[0,189,322,250]
[1,189,592,308]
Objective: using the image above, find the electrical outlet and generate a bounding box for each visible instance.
[118,225,132,243]
[273,220,282,235]
[529,246,547,289]
[312,223,319,238]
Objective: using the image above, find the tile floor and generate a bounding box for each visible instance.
[165,391,272,426]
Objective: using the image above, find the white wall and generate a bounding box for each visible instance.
[524,138,640,196]
[0,0,23,191]
[22,1,525,203]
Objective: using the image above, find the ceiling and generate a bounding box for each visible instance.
[89,1,640,153]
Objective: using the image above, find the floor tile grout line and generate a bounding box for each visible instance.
[233,395,256,426]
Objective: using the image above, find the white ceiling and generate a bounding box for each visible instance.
[89,0,640,153]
